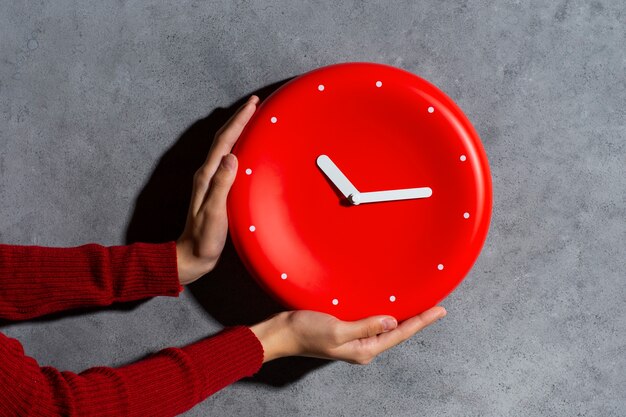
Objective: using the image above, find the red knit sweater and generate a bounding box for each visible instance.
[0,241,264,416]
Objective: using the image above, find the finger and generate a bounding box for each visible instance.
[369,306,446,355]
[214,95,260,143]
[202,153,238,213]
[334,315,398,345]
[205,96,259,177]
[190,96,258,215]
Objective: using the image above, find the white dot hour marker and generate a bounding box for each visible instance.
[270,116,277,123]
[428,106,434,113]
[460,155,467,162]
[437,264,444,271]
[281,273,287,280]
[249,225,256,232]
[318,84,325,91]
[375,81,382,87]
[463,212,470,219]
[389,295,396,302]
[245,168,252,175]
[332,298,339,305]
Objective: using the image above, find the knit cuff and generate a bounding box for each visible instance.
[182,326,264,400]
[110,241,182,301]
[0,241,182,320]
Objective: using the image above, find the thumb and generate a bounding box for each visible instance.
[205,153,238,209]
[335,315,398,344]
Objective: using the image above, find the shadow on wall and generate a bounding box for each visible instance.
[0,300,147,328]
[124,77,331,387]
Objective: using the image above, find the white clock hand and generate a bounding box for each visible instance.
[316,155,360,200]
[356,187,432,204]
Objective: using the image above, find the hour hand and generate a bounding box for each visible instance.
[316,155,360,199]
[356,187,432,204]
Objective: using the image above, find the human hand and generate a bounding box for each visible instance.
[176,95,260,285]
[250,307,446,364]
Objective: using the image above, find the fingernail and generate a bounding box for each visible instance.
[382,318,397,331]
[439,308,447,319]
[221,154,235,170]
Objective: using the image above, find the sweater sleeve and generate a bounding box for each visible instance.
[0,241,182,320]
[0,326,264,416]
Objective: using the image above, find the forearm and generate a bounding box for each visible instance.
[0,241,181,320]
[249,312,297,363]
[0,326,263,416]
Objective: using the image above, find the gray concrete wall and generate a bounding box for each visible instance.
[1,1,624,416]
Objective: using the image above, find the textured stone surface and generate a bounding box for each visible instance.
[1,1,625,416]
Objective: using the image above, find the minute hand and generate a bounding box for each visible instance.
[357,187,432,204]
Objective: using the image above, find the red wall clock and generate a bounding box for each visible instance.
[227,62,492,322]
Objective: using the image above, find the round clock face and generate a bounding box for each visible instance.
[227,62,492,321]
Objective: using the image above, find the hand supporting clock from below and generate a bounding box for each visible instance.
[249,307,446,364]
[176,94,447,365]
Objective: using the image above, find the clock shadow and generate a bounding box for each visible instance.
[125,77,331,388]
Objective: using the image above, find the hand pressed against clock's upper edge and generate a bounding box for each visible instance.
[176,95,260,285]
